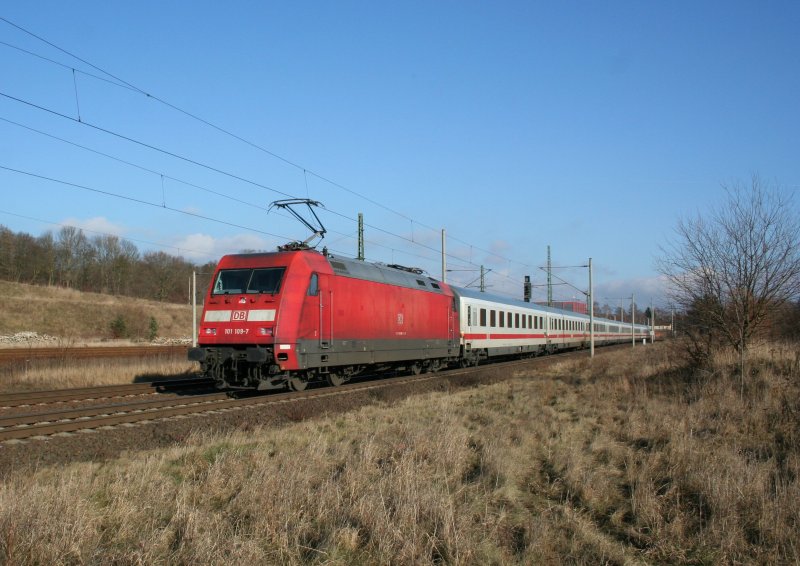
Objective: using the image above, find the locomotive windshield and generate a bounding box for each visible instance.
[212,267,286,295]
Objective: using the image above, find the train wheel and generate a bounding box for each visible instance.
[326,373,344,387]
[411,363,422,375]
[287,377,307,392]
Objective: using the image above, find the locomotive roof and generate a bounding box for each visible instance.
[324,254,448,294]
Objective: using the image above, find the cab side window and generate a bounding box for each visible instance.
[307,273,319,296]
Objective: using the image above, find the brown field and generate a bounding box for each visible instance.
[1,341,798,564]
[0,280,193,341]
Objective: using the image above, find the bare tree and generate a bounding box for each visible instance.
[658,177,800,384]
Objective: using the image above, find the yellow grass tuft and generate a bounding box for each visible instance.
[0,356,196,392]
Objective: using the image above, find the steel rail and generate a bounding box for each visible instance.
[0,377,213,407]
[0,391,232,427]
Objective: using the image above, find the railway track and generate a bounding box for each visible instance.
[0,345,189,364]
[0,377,213,407]
[0,347,605,443]
[0,371,447,442]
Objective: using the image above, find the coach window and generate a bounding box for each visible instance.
[490,310,496,327]
[522,314,526,329]
[508,312,513,328]
[467,306,472,327]
[480,308,487,327]
[307,273,319,296]
[499,311,505,328]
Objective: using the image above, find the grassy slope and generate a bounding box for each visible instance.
[0,281,192,340]
[1,342,797,564]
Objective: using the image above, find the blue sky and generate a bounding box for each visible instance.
[1,1,798,309]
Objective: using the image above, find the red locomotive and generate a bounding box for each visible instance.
[189,249,460,390]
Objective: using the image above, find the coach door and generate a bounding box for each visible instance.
[448,297,458,348]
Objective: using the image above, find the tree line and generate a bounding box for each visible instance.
[0,225,218,304]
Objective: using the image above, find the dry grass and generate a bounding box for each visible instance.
[1,342,798,564]
[0,281,192,340]
[0,356,196,392]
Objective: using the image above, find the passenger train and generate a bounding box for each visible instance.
[188,249,650,391]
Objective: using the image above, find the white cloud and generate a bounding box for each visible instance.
[488,239,512,259]
[61,216,127,236]
[172,233,274,262]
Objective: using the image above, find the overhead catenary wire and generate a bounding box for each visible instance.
[0,21,542,273]
[0,24,671,305]
[0,164,294,241]
[0,92,488,276]
[1,21,595,298]
[0,20,413,220]
[0,209,223,258]
[0,114,481,276]
[0,208,401,271]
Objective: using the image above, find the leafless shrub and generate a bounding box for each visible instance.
[658,177,800,385]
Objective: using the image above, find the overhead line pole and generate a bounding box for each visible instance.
[589,257,594,358]
[547,245,553,307]
[192,270,197,348]
[357,212,364,260]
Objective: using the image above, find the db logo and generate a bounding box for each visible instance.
[231,311,247,321]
